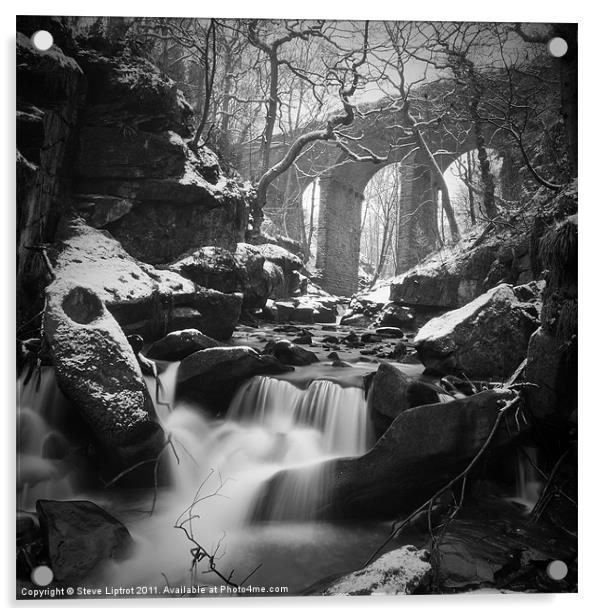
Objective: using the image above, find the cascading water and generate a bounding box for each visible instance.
[225,376,372,521]
[17,368,76,509]
[512,446,544,512]
[101,368,379,590]
[228,376,372,457]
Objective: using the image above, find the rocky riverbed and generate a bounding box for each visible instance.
[16,16,577,598]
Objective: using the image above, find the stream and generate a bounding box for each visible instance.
[17,356,541,594]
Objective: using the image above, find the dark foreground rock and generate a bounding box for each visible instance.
[44,281,165,472]
[322,546,431,595]
[146,328,222,361]
[36,500,133,584]
[177,346,292,409]
[413,284,537,378]
[254,389,526,519]
[436,502,576,591]
[50,220,241,341]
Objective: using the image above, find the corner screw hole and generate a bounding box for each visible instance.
[547,37,568,58]
[31,30,54,51]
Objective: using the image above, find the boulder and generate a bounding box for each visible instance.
[525,327,576,420]
[36,500,133,584]
[254,389,526,519]
[413,284,538,378]
[234,243,269,310]
[44,281,165,471]
[262,260,287,300]
[340,313,372,327]
[375,327,404,339]
[275,301,295,322]
[262,299,279,321]
[167,246,245,294]
[264,340,319,366]
[146,328,222,361]
[177,346,292,408]
[256,244,303,296]
[50,220,241,340]
[291,295,338,324]
[376,303,415,329]
[340,297,383,327]
[291,306,315,324]
[256,242,303,272]
[513,279,545,305]
[368,363,441,437]
[390,272,460,310]
[322,546,431,595]
[436,506,576,590]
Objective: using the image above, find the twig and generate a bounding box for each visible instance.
[174,471,262,589]
[362,395,521,568]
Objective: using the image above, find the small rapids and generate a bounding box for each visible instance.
[511,446,544,512]
[100,367,380,590]
[17,368,81,510]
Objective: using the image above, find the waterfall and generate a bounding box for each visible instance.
[143,360,180,421]
[225,376,372,521]
[228,376,372,456]
[25,368,376,588]
[512,446,544,512]
[17,368,75,509]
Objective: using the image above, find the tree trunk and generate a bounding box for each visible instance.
[416,130,460,241]
[467,71,497,220]
[466,151,476,225]
[259,48,279,175]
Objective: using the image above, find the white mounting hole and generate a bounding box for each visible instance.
[546,559,568,581]
[31,565,54,586]
[547,37,568,58]
[31,30,54,51]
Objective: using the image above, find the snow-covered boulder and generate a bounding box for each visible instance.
[413,284,538,378]
[323,546,431,595]
[44,281,165,472]
[50,219,242,340]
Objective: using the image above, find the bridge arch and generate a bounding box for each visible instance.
[240,88,520,296]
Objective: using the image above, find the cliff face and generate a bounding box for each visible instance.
[16,17,250,328]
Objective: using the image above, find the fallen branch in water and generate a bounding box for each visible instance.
[174,469,262,589]
[362,394,522,569]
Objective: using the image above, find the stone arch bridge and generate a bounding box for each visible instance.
[239,91,519,296]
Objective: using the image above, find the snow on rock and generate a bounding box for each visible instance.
[50,219,241,340]
[322,546,431,595]
[413,283,538,378]
[44,279,165,471]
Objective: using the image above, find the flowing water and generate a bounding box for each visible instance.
[17,359,534,592]
[18,362,390,592]
[17,368,81,510]
[512,446,544,512]
[100,367,386,591]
